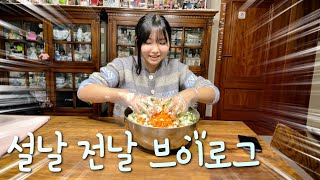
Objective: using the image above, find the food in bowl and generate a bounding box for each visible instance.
[124,106,200,150]
[128,110,197,128]
[127,97,198,128]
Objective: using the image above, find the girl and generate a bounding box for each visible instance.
[77,13,219,117]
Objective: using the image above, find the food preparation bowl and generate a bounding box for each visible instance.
[124,107,200,151]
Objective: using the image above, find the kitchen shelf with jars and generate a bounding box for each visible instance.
[7,0,207,10]
[51,70,94,115]
[0,4,217,117]
[106,8,218,118]
[0,5,102,116]
[48,19,100,69]
[0,15,51,114]
[0,18,47,63]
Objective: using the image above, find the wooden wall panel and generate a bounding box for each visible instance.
[217,0,272,121]
[224,89,263,111]
[215,0,319,134]
[224,2,269,82]
[264,0,320,128]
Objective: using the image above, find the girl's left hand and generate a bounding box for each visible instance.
[165,89,199,116]
[117,92,155,115]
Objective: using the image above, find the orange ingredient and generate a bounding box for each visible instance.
[149,109,176,128]
[137,116,145,124]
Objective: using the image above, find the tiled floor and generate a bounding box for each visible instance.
[259,136,313,180]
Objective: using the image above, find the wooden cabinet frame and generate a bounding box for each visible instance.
[105,8,218,118]
[0,5,102,116]
[1,5,217,118]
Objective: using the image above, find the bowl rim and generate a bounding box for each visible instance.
[124,107,200,130]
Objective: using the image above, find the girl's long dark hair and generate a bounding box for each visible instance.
[134,14,171,75]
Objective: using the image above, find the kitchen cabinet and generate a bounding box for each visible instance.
[0,5,217,118]
[105,8,218,118]
[0,15,50,114]
[0,5,102,116]
[46,11,101,115]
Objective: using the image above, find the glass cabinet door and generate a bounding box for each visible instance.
[75,73,90,108]
[75,73,90,89]
[183,28,203,67]
[2,20,44,60]
[169,28,183,62]
[54,72,91,108]
[9,71,47,89]
[8,71,48,102]
[171,27,203,67]
[117,26,135,57]
[118,26,135,45]
[112,25,204,68]
[55,72,72,89]
[3,21,23,40]
[9,71,27,86]
[25,21,45,60]
[171,28,183,46]
[50,20,97,113]
[53,23,92,62]
[29,72,47,89]
[169,47,182,60]
[184,48,201,66]
[5,41,24,59]
[184,28,203,46]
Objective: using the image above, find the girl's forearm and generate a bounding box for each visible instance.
[77,84,128,103]
[180,86,216,105]
[196,86,217,104]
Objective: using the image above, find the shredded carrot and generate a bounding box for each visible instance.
[149,107,176,128]
[137,116,145,124]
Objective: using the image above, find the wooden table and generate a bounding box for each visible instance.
[0,116,302,179]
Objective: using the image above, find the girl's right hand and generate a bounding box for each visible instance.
[165,89,199,116]
[118,92,154,115]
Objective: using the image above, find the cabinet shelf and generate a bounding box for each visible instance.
[53,41,92,45]
[184,45,202,48]
[1,38,45,44]
[117,44,135,47]
[0,6,101,116]
[27,87,47,92]
[171,45,182,48]
[5,58,47,62]
[189,66,202,72]
[55,88,75,91]
[53,60,93,63]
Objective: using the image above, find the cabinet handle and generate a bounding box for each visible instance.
[64,99,73,102]
[222,54,232,57]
